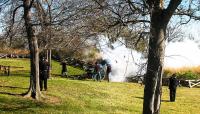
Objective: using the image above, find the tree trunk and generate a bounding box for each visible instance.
[46,49,51,78]
[143,9,167,114]
[48,49,51,78]
[23,0,43,100]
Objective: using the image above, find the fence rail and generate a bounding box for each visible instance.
[0,65,24,76]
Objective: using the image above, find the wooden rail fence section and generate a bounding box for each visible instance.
[0,65,24,76]
[186,80,200,88]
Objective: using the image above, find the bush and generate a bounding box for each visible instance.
[164,67,200,80]
[176,71,200,80]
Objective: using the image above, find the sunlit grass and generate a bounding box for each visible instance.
[0,58,85,76]
[0,58,200,114]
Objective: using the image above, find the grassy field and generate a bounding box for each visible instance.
[0,58,200,114]
[0,58,85,76]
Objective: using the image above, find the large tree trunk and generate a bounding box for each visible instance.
[143,9,167,114]
[142,1,182,114]
[23,0,43,100]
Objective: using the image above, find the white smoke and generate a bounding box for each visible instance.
[164,21,200,68]
[97,36,145,82]
[165,39,200,68]
[97,35,200,82]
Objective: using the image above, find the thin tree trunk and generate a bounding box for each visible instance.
[23,0,43,100]
[48,49,51,78]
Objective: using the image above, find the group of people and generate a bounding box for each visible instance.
[86,61,112,82]
[39,57,178,103]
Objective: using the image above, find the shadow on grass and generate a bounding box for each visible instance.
[0,96,49,112]
[0,85,28,90]
[0,73,30,77]
[0,85,28,97]
[0,91,23,96]
[135,96,171,102]
[161,100,171,102]
[135,96,144,100]
[0,70,30,77]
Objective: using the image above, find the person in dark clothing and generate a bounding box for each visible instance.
[39,58,50,91]
[106,64,111,82]
[86,63,94,79]
[61,61,68,77]
[169,74,179,102]
[94,62,102,81]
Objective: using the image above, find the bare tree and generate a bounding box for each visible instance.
[0,0,104,100]
[90,0,200,114]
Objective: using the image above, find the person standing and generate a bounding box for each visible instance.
[169,74,179,102]
[86,63,94,79]
[39,58,50,91]
[94,62,101,81]
[61,61,68,77]
[106,64,111,82]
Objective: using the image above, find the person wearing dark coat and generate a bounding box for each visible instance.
[39,58,49,91]
[61,61,68,77]
[169,74,179,102]
[86,63,94,79]
[94,62,102,81]
[106,64,111,82]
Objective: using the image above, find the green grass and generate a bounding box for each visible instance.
[0,58,85,76]
[51,60,85,76]
[0,58,200,114]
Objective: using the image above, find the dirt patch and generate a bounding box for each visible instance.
[43,94,62,105]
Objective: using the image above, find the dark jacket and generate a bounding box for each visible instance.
[40,60,49,79]
[169,76,179,90]
[94,64,100,73]
[61,62,67,72]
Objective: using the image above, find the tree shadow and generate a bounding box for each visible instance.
[0,91,23,96]
[134,96,144,100]
[0,85,28,96]
[161,100,171,102]
[0,70,30,77]
[0,96,48,112]
[0,85,28,90]
[135,96,171,102]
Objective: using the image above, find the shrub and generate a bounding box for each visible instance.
[164,66,200,80]
[176,71,199,80]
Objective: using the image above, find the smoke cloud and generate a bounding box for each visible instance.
[97,36,200,82]
[97,36,145,82]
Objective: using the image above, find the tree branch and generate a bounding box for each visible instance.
[164,0,182,22]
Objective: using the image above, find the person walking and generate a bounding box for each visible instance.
[169,74,179,102]
[61,61,68,77]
